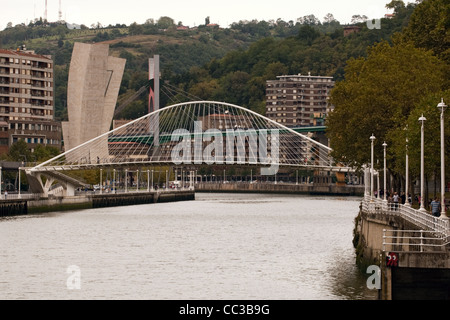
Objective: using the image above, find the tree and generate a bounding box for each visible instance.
[388,90,450,204]
[326,40,447,169]
[157,16,175,29]
[33,144,60,162]
[402,0,450,63]
[129,22,143,35]
[351,15,368,24]
[386,0,406,12]
[296,25,321,45]
[323,13,336,24]
[297,14,320,25]
[7,139,31,162]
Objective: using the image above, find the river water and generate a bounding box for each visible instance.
[0,193,378,300]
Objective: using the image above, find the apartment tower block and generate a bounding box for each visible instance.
[0,47,61,155]
[265,73,335,128]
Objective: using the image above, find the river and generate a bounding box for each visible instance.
[0,192,378,300]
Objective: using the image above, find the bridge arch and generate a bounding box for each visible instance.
[31,101,334,172]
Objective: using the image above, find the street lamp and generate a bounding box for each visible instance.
[370,134,376,202]
[437,98,447,219]
[405,131,411,207]
[419,114,427,212]
[99,169,103,195]
[382,142,387,202]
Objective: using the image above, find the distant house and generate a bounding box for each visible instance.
[176,25,189,31]
[384,13,395,19]
[343,25,361,37]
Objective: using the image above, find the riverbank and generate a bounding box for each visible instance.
[195,182,364,196]
[0,190,195,216]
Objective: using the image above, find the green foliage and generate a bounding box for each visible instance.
[326,40,447,169]
[389,90,450,178]
[7,139,31,162]
[170,9,415,114]
[402,0,450,63]
[0,7,418,121]
[3,139,60,165]
[33,144,60,162]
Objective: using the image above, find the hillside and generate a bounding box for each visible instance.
[0,4,417,120]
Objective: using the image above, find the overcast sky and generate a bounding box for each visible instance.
[1,0,410,30]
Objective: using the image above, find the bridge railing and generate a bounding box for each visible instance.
[361,196,450,245]
[382,229,448,252]
[0,193,40,200]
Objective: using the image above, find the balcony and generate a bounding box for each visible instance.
[31,72,45,79]
[31,91,45,97]
[31,81,45,88]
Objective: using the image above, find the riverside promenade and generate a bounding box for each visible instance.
[357,195,450,300]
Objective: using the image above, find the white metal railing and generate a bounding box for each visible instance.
[74,186,194,196]
[361,196,450,249]
[383,229,449,252]
[0,193,40,200]
[48,185,64,196]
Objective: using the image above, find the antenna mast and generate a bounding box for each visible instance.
[44,0,48,21]
[58,0,62,21]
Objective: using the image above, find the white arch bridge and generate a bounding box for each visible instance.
[25,101,354,196]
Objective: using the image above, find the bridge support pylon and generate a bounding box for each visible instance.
[25,169,85,198]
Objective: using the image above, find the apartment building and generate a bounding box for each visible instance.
[0,47,61,154]
[265,73,335,128]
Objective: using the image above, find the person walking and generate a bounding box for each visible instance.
[430,198,441,217]
[393,192,399,211]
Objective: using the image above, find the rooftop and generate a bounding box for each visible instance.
[0,48,52,60]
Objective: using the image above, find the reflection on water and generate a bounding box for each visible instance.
[0,193,378,300]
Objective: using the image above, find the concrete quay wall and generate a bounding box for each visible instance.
[0,190,195,216]
[195,182,364,196]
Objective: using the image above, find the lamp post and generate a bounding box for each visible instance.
[376,160,380,199]
[99,169,103,195]
[125,169,128,193]
[18,166,22,199]
[137,169,140,192]
[370,134,376,202]
[419,115,427,212]
[437,99,447,219]
[151,169,154,191]
[405,136,410,207]
[113,169,116,194]
[382,142,387,202]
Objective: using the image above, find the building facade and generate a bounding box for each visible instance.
[0,47,61,154]
[265,73,335,128]
[62,42,126,164]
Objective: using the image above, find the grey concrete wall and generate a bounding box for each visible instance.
[195,182,364,196]
[63,43,126,163]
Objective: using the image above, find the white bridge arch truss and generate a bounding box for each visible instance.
[25,101,352,196]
